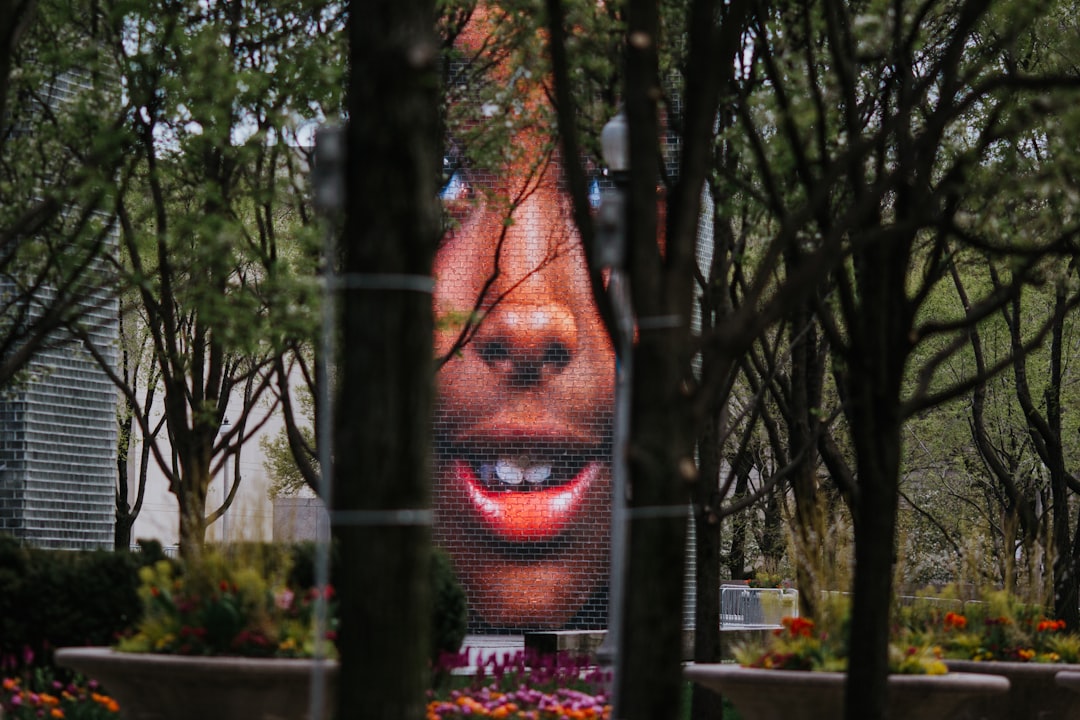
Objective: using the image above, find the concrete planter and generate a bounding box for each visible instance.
[1053,670,1080,703]
[685,664,1008,720]
[946,660,1080,720]
[55,647,337,720]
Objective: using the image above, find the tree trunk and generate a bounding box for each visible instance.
[786,302,825,618]
[691,410,725,720]
[844,414,901,720]
[116,404,135,550]
[619,335,693,720]
[115,513,133,550]
[616,0,697,713]
[335,0,440,718]
[841,236,909,720]
[1046,287,1079,629]
[726,459,752,581]
[177,459,210,559]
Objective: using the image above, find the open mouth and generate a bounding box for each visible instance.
[451,452,601,542]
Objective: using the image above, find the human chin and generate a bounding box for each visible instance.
[434,453,611,629]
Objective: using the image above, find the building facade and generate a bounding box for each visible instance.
[0,287,117,549]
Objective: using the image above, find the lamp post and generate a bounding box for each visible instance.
[219,417,230,543]
[594,110,632,718]
[308,123,344,720]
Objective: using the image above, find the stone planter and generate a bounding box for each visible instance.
[1054,670,1080,699]
[685,664,1009,720]
[55,647,338,720]
[946,659,1080,720]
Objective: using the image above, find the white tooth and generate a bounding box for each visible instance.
[525,465,551,483]
[495,459,525,484]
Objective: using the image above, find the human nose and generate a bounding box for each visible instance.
[472,197,580,387]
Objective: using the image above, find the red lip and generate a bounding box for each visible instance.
[452,458,599,542]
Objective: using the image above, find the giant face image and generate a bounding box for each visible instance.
[432,9,614,630]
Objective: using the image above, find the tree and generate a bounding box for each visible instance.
[114,295,166,549]
[547,0,761,715]
[723,3,1080,718]
[74,0,344,555]
[962,255,1080,625]
[0,0,125,392]
[334,0,440,717]
[543,2,1080,720]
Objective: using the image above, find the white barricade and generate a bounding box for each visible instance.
[720,585,799,630]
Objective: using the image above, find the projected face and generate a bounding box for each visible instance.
[432,8,614,629]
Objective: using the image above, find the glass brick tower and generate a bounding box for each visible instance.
[0,65,118,549]
[0,282,117,549]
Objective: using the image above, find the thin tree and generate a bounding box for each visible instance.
[76,0,344,555]
[0,0,125,392]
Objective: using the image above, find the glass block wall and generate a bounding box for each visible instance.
[0,66,118,550]
[0,283,117,549]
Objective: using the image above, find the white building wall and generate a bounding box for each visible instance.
[128,391,285,548]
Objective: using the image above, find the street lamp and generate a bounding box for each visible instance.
[308,124,344,720]
[594,110,632,718]
[219,417,230,543]
[601,111,629,175]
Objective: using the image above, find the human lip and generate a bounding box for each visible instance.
[448,425,605,542]
[452,459,600,542]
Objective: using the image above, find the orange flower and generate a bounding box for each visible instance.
[50,709,64,719]
[943,612,967,630]
[92,693,121,712]
[1037,619,1066,633]
[781,616,815,638]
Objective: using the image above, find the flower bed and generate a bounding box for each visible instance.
[116,551,337,659]
[1,669,120,720]
[427,649,611,720]
[733,601,946,674]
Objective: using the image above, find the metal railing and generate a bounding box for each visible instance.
[720,585,799,630]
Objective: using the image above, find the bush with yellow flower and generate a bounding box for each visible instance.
[115,547,336,659]
[734,595,948,675]
[905,591,1080,664]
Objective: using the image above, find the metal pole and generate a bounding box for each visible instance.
[608,266,633,720]
[223,458,229,543]
[219,417,230,544]
[592,175,632,720]
[310,123,345,720]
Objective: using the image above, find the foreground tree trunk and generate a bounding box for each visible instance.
[335,1,440,718]
[837,224,912,720]
[691,408,725,720]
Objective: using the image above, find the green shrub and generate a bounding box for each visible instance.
[431,548,467,664]
[280,539,467,664]
[0,536,467,671]
[0,536,144,668]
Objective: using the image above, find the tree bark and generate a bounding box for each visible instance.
[615,0,695,716]
[691,410,725,720]
[786,297,825,617]
[336,0,440,718]
[840,234,910,720]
